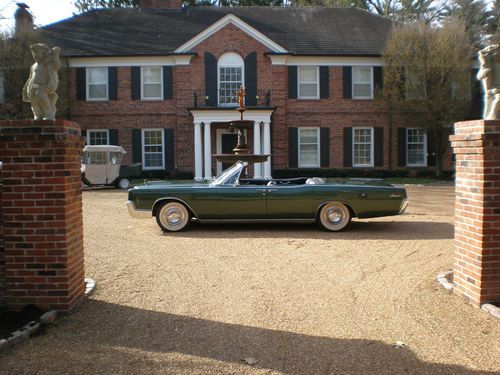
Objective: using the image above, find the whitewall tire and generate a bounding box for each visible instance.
[318,202,352,232]
[118,178,131,189]
[156,201,191,232]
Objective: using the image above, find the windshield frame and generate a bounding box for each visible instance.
[210,162,246,186]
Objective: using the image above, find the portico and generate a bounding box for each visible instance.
[190,109,274,181]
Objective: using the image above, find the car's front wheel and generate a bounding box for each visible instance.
[156,201,192,232]
[117,178,131,189]
[318,202,351,231]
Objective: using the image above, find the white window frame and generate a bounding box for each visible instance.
[406,128,427,167]
[140,66,163,100]
[352,66,374,100]
[87,129,109,145]
[141,129,165,170]
[298,127,321,168]
[297,66,320,99]
[217,53,244,107]
[352,127,374,167]
[86,67,108,101]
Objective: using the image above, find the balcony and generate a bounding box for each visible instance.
[192,89,272,109]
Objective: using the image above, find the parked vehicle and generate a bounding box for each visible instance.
[81,145,133,189]
[127,161,408,232]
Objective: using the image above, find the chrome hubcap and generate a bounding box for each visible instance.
[327,207,343,224]
[166,208,183,226]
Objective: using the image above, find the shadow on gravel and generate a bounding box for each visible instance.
[165,220,454,240]
[56,299,493,375]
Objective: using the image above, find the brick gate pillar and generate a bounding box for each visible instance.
[0,120,85,312]
[450,120,500,307]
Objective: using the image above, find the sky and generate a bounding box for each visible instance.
[0,0,77,32]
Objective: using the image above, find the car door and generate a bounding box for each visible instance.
[265,184,316,219]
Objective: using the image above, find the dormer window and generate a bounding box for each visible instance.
[218,52,244,107]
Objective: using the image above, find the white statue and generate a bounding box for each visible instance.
[22,43,61,120]
[477,44,500,120]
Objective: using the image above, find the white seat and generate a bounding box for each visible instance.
[306,177,326,185]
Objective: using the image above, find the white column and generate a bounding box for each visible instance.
[263,121,272,179]
[203,122,212,180]
[194,122,203,181]
[253,121,262,179]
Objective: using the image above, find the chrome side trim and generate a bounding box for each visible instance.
[199,218,316,223]
[152,197,199,219]
[126,200,152,219]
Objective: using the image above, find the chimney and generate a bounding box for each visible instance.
[140,0,183,9]
[14,3,33,35]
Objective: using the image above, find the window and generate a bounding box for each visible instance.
[87,67,108,101]
[218,52,244,107]
[87,129,109,145]
[352,67,373,99]
[298,66,319,99]
[298,128,320,167]
[142,129,164,170]
[353,128,373,167]
[141,66,163,100]
[407,128,427,166]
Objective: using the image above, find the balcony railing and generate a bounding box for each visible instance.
[192,89,272,108]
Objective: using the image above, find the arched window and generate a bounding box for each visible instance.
[218,52,244,107]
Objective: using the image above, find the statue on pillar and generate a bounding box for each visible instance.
[477,44,500,120]
[22,43,62,120]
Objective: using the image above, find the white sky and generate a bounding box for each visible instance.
[0,0,77,32]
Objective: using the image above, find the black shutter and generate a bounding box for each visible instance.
[245,52,257,106]
[108,67,118,100]
[427,133,436,166]
[76,67,86,101]
[132,129,142,163]
[373,67,383,95]
[374,127,384,167]
[343,66,352,99]
[343,127,352,167]
[320,127,330,167]
[470,69,482,119]
[163,66,173,100]
[319,66,329,99]
[131,67,141,100]
[81,129,87,144]
[288,127,298,168]
[288,66,297,99]
[397,127,407,167]
[109,129,119,146]
[205,52,217,106]
[164,129,175,169]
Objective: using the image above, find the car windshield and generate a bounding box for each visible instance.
[210,163,244,186]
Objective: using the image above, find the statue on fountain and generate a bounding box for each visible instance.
[22,43,62,120]
[477,44,500,120]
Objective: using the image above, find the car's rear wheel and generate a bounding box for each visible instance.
[156,201,191,232]
[318,202,351,232]
[117,178,131,189]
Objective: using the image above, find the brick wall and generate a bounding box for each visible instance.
[0,120,85,312]
[450,119,500,307]
[71,24,452,173]
[0,162,5,308]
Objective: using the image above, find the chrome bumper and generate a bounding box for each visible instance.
[126,200,151,219]
[399,199,409,214]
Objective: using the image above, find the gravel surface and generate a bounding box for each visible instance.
[1,185,499,374]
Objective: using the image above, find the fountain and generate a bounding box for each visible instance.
[212,86,270,164]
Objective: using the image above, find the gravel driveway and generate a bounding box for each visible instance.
[1,185,499,374]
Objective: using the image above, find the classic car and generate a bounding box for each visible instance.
[126,162,408,232]
[81,145,143,189]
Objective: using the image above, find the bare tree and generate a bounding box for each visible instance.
[383,21,473,176]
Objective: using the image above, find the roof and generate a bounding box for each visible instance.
[43,6,394,57]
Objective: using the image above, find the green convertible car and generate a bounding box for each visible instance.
[127,162,408,232]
